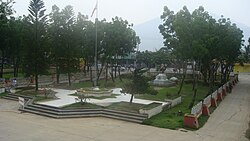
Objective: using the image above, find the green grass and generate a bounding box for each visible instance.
[143,82,209,130]
[106,102,145,113]
[63,102,102,109]
[136,86,180,101]
[15,87,56,102]
[141,102,162,110]
[0,92,8,98]
[70,93,119,100]
[3,72,25,79]
[62,78,130,90]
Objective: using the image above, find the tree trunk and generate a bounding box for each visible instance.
[90,66,94,86]
[56,66,60,84]
[68,72,71,86]
[105,63,108,86]
[110,62,115,82]
[192,62,195,91]
[177,62,187,95]
[189,86,198,109]
[202,69,208,84]
[0,51,4,78]
[35,73,38,91]
[208,66,214,95]
[129,94,134,103]
[189,69,198,109]
[97,62,105,82]
[13,57,20,77]
[118,67,122,82]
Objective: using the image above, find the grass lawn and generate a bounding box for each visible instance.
[143,82,210,130]
[57,78,130,90]
[136,86,180,101]
[70,93,119,100]
[15,87,56,102]
[0,92,8,98]
[62,101,146,114]
[63,102,103,109]
[106,102,145,113]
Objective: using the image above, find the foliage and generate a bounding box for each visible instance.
[121,68,157,103]
[137,47,173,68]
[0,2,139,90]
[159,6,243,75]
[0,0,15,78]
[22,0,49,91]
[63,102,102,109]
[143,83,209,129]
[106,102,145,113]
[159,5,243,108]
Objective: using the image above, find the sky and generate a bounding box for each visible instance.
[12,0,250,50]
[13,0,250,26]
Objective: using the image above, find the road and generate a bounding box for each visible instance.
[0,74,249,141]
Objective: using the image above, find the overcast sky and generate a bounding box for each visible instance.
[13,0,250,26]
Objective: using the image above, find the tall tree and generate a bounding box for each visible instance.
[24,0,48,91]
[159,6,243,108]
[57,5,80,86]
[0,0,15,78]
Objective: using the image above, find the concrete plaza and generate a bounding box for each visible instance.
[0,73,249,141]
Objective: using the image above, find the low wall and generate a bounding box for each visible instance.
[0,88,5,94]
[170,97,182,107]
[139,103,163,118]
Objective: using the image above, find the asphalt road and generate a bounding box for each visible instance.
[0,74,249,141]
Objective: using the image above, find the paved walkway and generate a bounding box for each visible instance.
[195,73,250,141]
[38,88,169,107]
[0,73,249,141]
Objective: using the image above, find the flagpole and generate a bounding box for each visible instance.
[94,0,98,87]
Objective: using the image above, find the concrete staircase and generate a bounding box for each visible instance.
[2,93,33,101]
[2,94,148,123]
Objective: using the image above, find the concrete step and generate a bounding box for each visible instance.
[30,104,102,113]
[33,103,61,109]
[104,109,148,119]
[102,111,147,121]
[22,106,144,123]
[24,106,101,116]
[20,108,59,118]
[28,104,62,112]
[10,94,33,99]
[2,96,18,101]
[102,114,144,123]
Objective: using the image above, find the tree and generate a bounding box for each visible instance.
[48,5,63,84]
[121,68,152,103]
[242,38,250,62]
[48,5,82,86]
[6,17,24,77]
[24,0,49,91]
[159,6,243,108]
[0,0,15,78]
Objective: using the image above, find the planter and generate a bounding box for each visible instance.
[139,102,163,118]
[76,88,112,97]
[165,96,182,108]
[0,87,5,94]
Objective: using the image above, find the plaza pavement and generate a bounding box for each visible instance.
[0,73,249,141]
[38,88,169,107]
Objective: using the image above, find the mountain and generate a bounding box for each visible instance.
[133,18,164,51]
[134,17,250,51]
[237,23,250,44]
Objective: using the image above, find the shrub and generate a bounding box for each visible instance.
[147,87,158,95]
